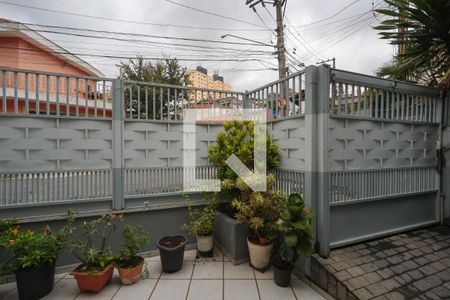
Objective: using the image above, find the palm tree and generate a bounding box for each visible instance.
[374,0,450,88]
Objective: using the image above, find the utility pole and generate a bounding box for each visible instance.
[275,0,287,79]
[316,58,336,68]
[246,0,287,79]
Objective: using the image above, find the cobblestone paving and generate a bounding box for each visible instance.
[312,226,450,300]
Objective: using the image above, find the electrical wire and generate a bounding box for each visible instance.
[0,0,271,32]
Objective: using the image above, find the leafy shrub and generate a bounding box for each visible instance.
[182,193,217,237]
[208,121,280,206]
[66,212,121,273]
[231,174,285,244]
[116,225,149,269]
[273,194,314,270]
[0,219,69,274]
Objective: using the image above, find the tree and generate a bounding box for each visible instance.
[119,55,190,86]
[118,56,191,119]
[374,0,450,88]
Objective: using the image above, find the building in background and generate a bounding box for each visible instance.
[187,66,232,102]
[0,19,112,116]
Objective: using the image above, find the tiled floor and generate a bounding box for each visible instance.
[0,248,327,300]
[312,226,450,300]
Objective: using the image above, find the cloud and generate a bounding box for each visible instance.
[1,0,392,91]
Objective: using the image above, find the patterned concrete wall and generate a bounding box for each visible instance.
[444,127,450,166]
[268,118,306,170]
[328,118,439,171]
[0,116,113,171]
[124,121,222,168]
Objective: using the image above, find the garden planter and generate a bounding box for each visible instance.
[16,263,55,300]
[157,235,186,273]
[214,211,249,264]
[70,264,114,293]
[196,235,214,257]
[117,257,144,285]
[273,264,293,287]
[247,237,273,270]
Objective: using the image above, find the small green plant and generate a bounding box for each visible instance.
[182,193,217,237]
[231,174,285,244]
[0,219,69,275]
[116,225,149,269]
[66,213,121,273]
[273,193,314,270]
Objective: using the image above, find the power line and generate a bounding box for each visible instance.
[0,24,271,53]
[292,0,360,28]
[0,45,269,62]
[0,0,270,32]
[5,23,270,47]
[164,0,265,28]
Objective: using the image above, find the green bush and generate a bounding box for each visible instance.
[273,194,314,270]
[208,121,280,218]
[0,219,69,274]
[66,213,121,273]
[182,193,217,237]
[116,225,149,269]
[231,174,285,244]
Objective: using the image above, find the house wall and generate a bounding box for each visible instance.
[0,37,102,115]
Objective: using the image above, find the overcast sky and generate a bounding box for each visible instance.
[1,0,394,91]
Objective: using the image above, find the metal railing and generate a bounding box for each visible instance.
[330,69,443,123]
[329,167,437,205]
[124,166,218,197]
[273,169,305,197]
[123,80,244,121]
[0,169,112,207]
[0,67,113,118]
[246,70,305,120]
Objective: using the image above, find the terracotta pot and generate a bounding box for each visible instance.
[197,235,213,252]
[247,237,273,270]
[118,259,144,285]
[70,264,113,293]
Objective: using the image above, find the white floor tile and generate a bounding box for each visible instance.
[42,278,80,300]
[257,280,296,300]
[75,279,120,300]
[184,250,197,261]
[224,262,254,279]
[192,261,223,279]
[150,279,189,300]
[0,282,16,299]
[144,261,162,279]
[291,280,326,300]
[254,266,273,280]
[187,280,222,300]
[113,279,157,300]
[224,280,259,300]
[160,262,194,279]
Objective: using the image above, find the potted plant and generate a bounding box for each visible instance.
[0,219,68,300]
[157,235,186,273]
[115,225,149,285]
[232,173,285,270]
[182,193,217,257]
[272,193,314,287]
[67,213,121,293]
[208,121,280,264]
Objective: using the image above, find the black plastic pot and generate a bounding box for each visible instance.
[16,263,55,300]
[157,235,186,273]
[273,264,293,287]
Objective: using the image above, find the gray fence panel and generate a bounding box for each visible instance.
[326,69,443,250]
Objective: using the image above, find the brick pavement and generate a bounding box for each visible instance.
[311,226,450,300]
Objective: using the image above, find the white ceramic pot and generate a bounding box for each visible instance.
[247,237,273,270]
[197,235,214,252]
